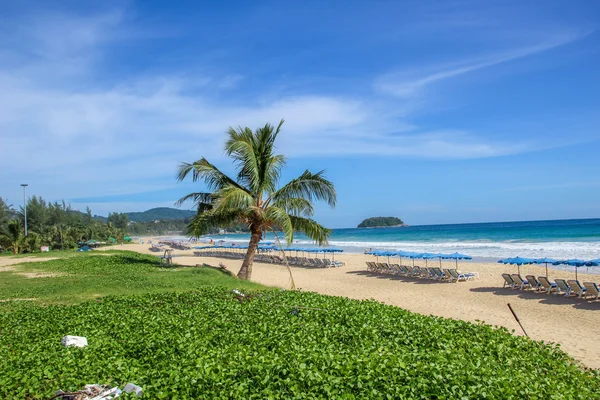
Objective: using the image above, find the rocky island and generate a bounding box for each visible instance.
[357,216,406,228]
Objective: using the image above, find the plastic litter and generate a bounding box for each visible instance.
[61,336,88,348]
[52,384,122,399]
[123,383,143,397]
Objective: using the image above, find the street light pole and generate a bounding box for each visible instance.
[20,184,28,237]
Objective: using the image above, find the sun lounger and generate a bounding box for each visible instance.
[377,263,391,274]
[554,279,571,296]
[537,276,558,294]
[510,274,529,290]
[397,265,409,276]
[447,269,469,282]
[583,282,600,301]
[423,267,435,279]
[525,275,542,291]
[430,267,445,280]
[443,269,456,282]
[502,273,515,288]
[567,280,586,298]
[387,263,398,274]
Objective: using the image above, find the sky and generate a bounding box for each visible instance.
[1,0,599,228]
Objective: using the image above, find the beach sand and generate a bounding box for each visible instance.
[107,242,600,369]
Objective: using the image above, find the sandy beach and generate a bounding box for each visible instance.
[105,241,600,369]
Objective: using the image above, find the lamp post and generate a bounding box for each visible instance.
[20,184,28,237]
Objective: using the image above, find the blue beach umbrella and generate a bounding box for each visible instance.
[400,251,421,268]
[532,257,557,278]
[553,259,599,281]
[394,250,411,267]
[498,256,534,275]
[419,252,439,268]
[431,253,448,268]
[323,247,343,260]
[444,252,472,269]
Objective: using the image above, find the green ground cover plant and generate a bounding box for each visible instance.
[0,251,262,303]
[1,287,599,399]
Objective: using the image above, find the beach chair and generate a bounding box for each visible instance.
[510,274,529,290]
[398,265,409,276]
[567,280,587,298]
[443,269,456,282]
[325,259,343,267]
[448,269,469,282]
[554,279,571,296]
[432,267,447,281]
[159,249,174,266]
[502,273,515,289]
[525,275,542,291]
[537,276,557,294]
[582,282,600,301]
[366,262,375,272]
[380,263,393,273]
[421,267,434,279]
[390,264,401,274]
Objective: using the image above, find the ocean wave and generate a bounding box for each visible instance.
[292,239,600,259]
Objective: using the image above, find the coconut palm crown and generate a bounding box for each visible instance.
[177,120,336,280]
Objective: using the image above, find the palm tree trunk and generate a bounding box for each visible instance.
[238,228,261,280]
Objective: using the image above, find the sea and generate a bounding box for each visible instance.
[195,219,600,261]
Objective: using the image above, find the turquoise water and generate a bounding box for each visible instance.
[206,219,600,260]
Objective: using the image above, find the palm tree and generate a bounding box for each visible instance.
[0,220,25,254]
[177,120,336,280]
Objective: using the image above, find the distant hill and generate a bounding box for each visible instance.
[358,216,405,228]
[126,207,196,222]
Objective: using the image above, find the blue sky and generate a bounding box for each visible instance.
[1,0,599,228]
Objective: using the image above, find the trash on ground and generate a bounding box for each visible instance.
[61,336,88,348]
[52,384,122,399]
[123,383,143,397]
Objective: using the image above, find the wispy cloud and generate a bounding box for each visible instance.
[375,31,589,98]
[0,4,595,209]
[497,181,600,193]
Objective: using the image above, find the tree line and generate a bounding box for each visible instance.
[0,196,129,254]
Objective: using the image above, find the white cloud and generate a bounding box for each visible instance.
[375,31,588,98]
[0,6,590,206]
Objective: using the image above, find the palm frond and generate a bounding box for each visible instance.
[225,126,259,190]
[225,121,286,196]
[270,170,337,207]
[273,197,314,217]
[186,210,241,237]
[174,192,213,207]
[289,216,331,246]
[177,158,249,194]
[211,185,255,214]
[264,206,294,244]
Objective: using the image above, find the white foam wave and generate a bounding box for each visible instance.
[293,239,600,259]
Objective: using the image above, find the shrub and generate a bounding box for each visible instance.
[0,289,598,399]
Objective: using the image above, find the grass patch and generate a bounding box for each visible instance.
[1,289,599,399]
[1,252,598,398]
[0,251,262,304]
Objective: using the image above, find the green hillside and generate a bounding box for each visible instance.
[126,207,196,222]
